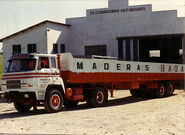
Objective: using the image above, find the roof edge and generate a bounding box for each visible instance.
[0,20,71,42]
[117,33,185,39]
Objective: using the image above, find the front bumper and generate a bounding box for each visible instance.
[0,92,36,103]
[0,92,12,103]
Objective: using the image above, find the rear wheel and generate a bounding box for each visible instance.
[156,83,165,98]
[44,88,63,113]
[14,101,31,113]
[90,87,108,107]
[165,82,174,97]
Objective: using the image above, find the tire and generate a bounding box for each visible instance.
[14,101,31,113]
[90,87,108,107]
[165,82,175,97]
[156,83,165,98]
[130,89,139,97]
[44,88,63,113]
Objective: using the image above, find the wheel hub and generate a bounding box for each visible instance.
[51,94,60,109]
[96,91,104,104]
[160,86,165,95]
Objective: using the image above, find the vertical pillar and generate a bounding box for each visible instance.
[183,35,185,64]
[126,39,130,61]
[137,39,140,61]
[133,39,139,61]
[123,40,126,60]
[130,39,134,61]
[118,39,123,59]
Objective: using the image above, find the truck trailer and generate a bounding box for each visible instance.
[0,53,184,113]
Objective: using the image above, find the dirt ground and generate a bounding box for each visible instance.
[0,89,184,135]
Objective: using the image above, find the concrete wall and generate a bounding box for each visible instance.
[66,0,185,57]
[183,35,185,64]
[129,0,185,17]
[46,22,70,54]
[2,24,47,69]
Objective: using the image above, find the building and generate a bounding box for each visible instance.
[0,0,185,69]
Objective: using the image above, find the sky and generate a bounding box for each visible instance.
[0,0,184,50]
[0,0,108,39]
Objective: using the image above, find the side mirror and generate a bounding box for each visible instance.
[5,67,7,72]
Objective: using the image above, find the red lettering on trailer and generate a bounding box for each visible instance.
[161,65,165,72]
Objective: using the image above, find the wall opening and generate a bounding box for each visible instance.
[118,35,183,64]
[85,45,107,56]
[139,36,183,64]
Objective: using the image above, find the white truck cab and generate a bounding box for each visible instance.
[0,54,65,113]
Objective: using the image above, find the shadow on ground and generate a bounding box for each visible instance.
[0,93,177,120]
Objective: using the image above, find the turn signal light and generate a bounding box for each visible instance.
[28,84,33,87]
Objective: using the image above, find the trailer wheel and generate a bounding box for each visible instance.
[165,82,174,97]
[44,88,63,113]
[14,101,31,113]
[156,83,165,98]
[130,89,139,97]
[91,87,108,107]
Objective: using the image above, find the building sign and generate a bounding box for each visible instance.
[90,7,146,15]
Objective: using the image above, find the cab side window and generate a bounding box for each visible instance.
[51,57,56,68]
[38,57,50,69]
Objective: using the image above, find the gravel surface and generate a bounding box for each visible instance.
[0,89,184,135]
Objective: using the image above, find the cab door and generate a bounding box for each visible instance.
[37,57,52,85]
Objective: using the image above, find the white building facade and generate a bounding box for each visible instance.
[0,0,185,69]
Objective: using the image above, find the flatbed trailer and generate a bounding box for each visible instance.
[60,53,184,97]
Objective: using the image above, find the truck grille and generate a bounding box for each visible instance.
[7,80,21,89]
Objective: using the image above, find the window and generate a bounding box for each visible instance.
[53,44,58,54]
[7,59,36,72]
[27,44,36,53]
[85,45,107,56]
[179,49,183,56]
[12,45,21,55]
[149,50,160,57]
[37,57,49,69]
[60,44,65,53]
[51,57,56,68]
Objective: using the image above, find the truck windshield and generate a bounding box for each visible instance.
[7,59,36,72]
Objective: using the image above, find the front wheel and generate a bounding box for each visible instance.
[44,89,63,113]
[14,101,31,113]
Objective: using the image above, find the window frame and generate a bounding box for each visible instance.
[12,44,21,55]
[27,43,37,53]
[37,57,50,70]
[85,45,107,56]
[53,43,58,54]
[60,44,65,53]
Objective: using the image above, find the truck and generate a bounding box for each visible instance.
[0,53,184,113]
